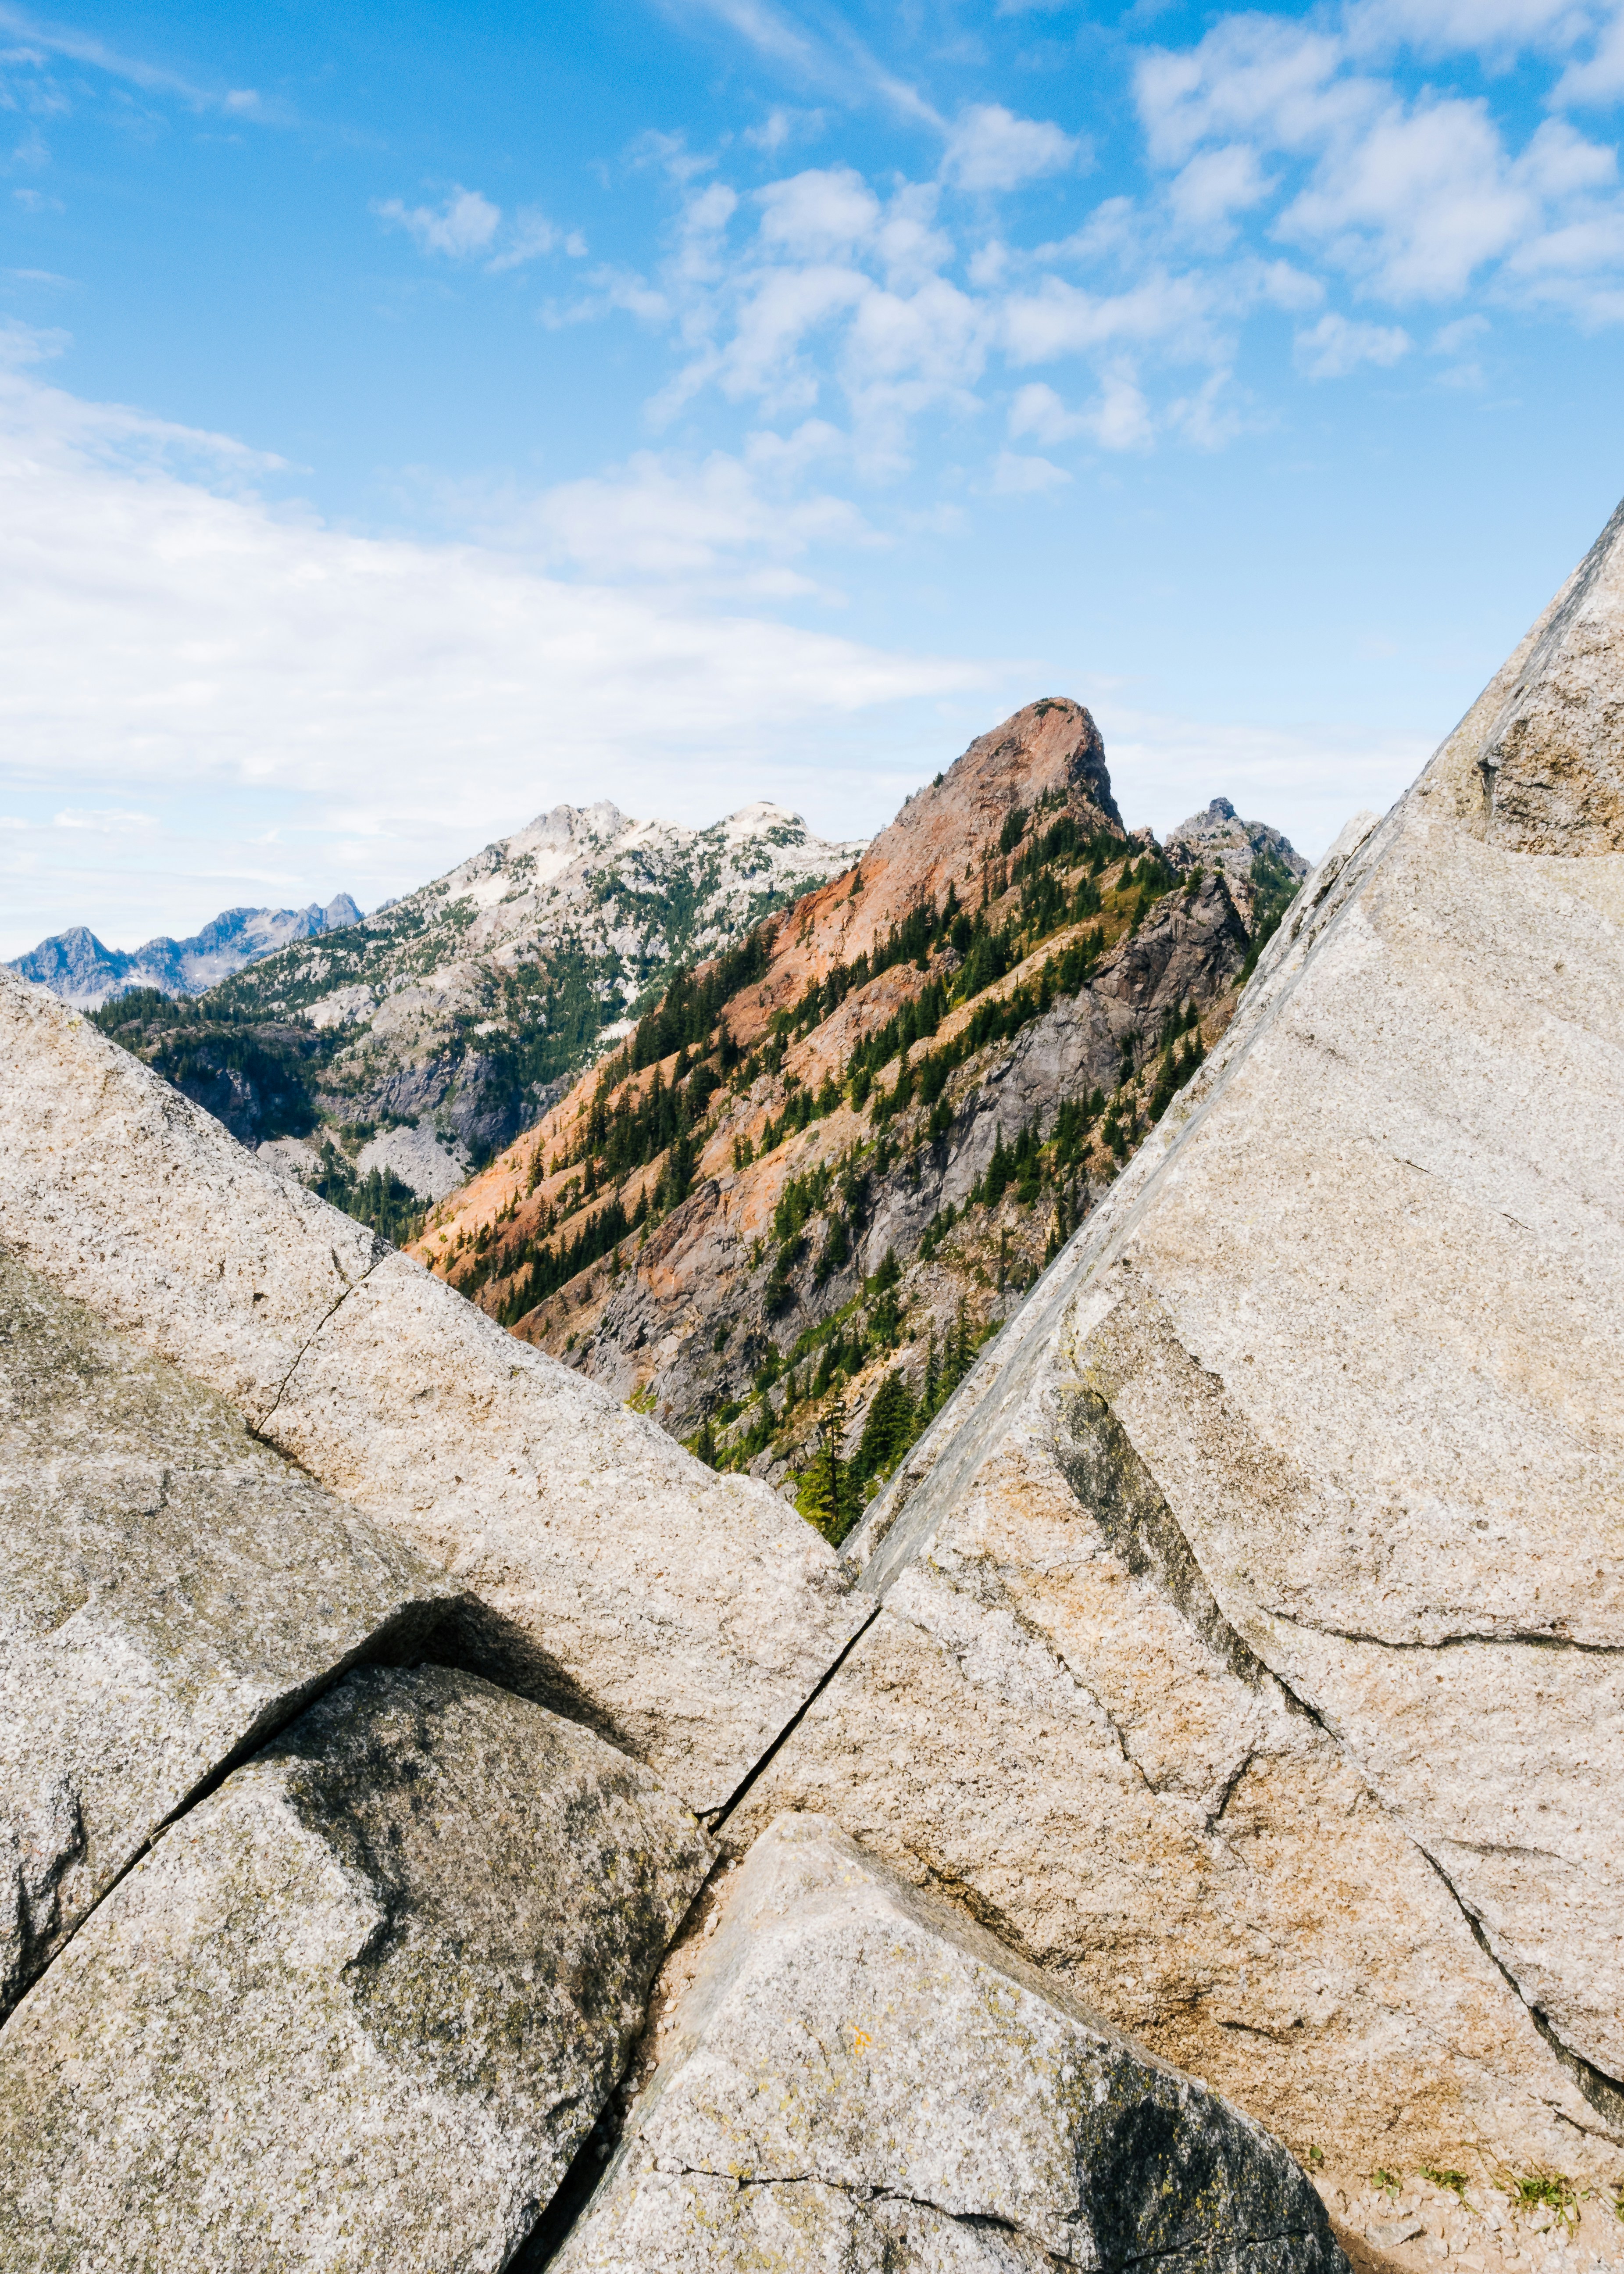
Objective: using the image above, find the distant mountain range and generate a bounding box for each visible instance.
[83,800,864,1202]
[8,896,362,1010]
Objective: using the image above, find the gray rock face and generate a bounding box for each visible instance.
[725,500,1624,2185]
[554,1813,1344,2274]
[1165,798,1306,926]
[0,1664,713,2273]
[0,1243,456,2017]
[0,970,867,1813]
[1479,493,1624,851]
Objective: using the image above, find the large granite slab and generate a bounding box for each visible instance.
[554,1813,1346,2274]
[0,974,867,1812]
[730,495,1624,2182]
[0,1243,456,2016]
[0,1664,713,2272]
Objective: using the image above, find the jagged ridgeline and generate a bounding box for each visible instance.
[87,798,864,1240]
[414,701,1307,1540]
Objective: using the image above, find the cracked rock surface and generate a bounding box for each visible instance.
[0,1663,712,2274]
[553,1813,1344,2274]
[731,495,1624,2185]
[0,1243,456,2020]
[0,968,867,1813]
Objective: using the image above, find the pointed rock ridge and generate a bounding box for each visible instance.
[1453,491,1624,853]
[0,1245,458,2019]
[841,697,1122,961]
[553,1813,1346,2274]
[725,499,1624,2180]
[1165,795,1308,927]
[0,967,868,1813]
[0,1665,713,2273]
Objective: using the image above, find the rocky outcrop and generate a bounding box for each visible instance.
[0,1664,711,2271]
[722,502,1624,2188]
[0,977,867,1813]
[555,1813,1344,2274]
[0,1244,456,2017]
[7,896,360,1010]
[1477,492,1624,852]
[1166,797,1307,929]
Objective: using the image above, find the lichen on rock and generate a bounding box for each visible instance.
[0,1242,457,2017]
[553,1813,1346,2273]
[0,1664,713,2273]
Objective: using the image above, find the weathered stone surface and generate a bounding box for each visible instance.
[1477,492,1624,852]
[730,500,1624,2186]
[0,1663,713,2273]
[0,1243,456,2017]
[555,1813,1345,2274]
[0,969,867,1811]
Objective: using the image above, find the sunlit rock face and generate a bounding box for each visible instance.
[1,501,1623,2272]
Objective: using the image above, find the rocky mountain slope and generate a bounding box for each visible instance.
[414,701,1305,1535]
[86,799,860,1209]
[4,491,1624,2274]
[7,894,360,1009]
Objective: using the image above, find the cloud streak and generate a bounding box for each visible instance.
[0,354,992,951]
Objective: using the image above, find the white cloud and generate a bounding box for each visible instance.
[1430,313,1488,352]
[486,207,581,272]
[1167,144,1274,241]
[460,429,873,583]
[1002,271,1228,364]
[1136,19,1370,169]
[1007,380,1084,443]
[757,166,879,259]
[1136,8,1624,315]
[1089,367,1156,449]
[1346,0,1599,61]
[373,185,502,259]
[1293,310,1412,375]
[0,361,992,953]
[1006,368,1153,451]
[1557,7,1624,100]
[1281,96,1532,298]
[989,448,1071,493]
[940,104,1081,193]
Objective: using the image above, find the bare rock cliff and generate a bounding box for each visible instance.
[3,505,1624,2270]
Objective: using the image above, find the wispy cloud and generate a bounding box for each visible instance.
[373,186,585,270]
[659,0,943,127]
[1294,309,1412,375]
[373,186,501,259]
[0,2,258,111]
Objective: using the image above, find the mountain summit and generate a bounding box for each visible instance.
[415,698,1305,1519]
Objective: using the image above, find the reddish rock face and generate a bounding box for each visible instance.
[410,699,1280,1523]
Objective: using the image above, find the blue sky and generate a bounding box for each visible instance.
[2,0,1622,954]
